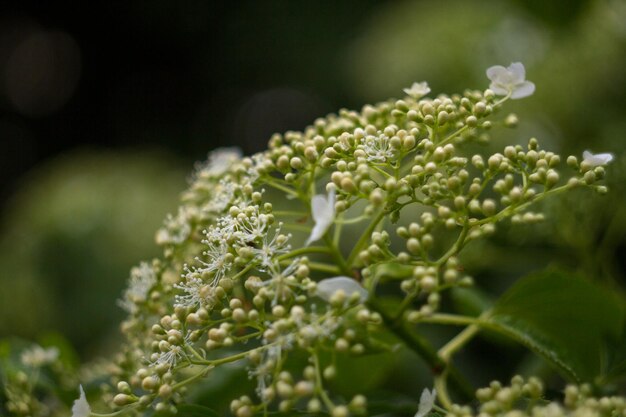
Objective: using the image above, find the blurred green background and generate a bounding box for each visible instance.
[0,0,624,375]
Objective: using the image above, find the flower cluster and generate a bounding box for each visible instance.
[92,62,614,417]
[447,376,626,417]
[2,343,74,417]
[4,62,615,417]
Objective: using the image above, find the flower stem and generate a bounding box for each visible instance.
[346,209,386,267]
[438,324,480,362]
[419,313,480,326]
[277,246,332,261]
[311,349,335,411]
[323,235,352,276]
[367,297,474,402]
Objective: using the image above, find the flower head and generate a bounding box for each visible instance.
[315,276,368,303]
[403,82,431,100]
[118,262,157,314]
[361,133,397,163]
[415,388,437,417]
[200,147,242,177]
[71,385,91,417]
[486,62,535,99]
[305,188,335,246]
[582,150,614,167]
[21,345,59,367]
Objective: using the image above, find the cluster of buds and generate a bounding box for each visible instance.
[448,376,625,417]
[61,63,615,417]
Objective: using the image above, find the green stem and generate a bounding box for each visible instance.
[272,210,308,217]
[335,214,370,225]
[282,223,311,232]
[419,313,480,326]
[323,235,351,276]
[367,297,474,401]
[311,349,335,411]
[231,264,255,282]
[435,222,469,266]
[172,365,213,389]
[346,209,386,267]
[394,293,418,321]
[91,405,141,417]
[264,179,299,197]
[277,246,332,261]
[279,260,340,274]
[434,371,453,411]
[438,324,480,362]
[370,165,393,179]
[474,184,569,227]
[438,126,468,147]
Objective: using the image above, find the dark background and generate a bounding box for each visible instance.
[0,0,595,210]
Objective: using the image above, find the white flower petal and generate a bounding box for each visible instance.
[204,147,242,177]
[486,65,508,81]
[72,385,91,417]
[510,81,535,99]
[415,388,437,417]
[316,277,368,303]
[583,150,614,167]
[486,62,534,99]
[404,82,431,99]
[305,219,331,246]
[306,189,335,246]
[508,62,526,83]
[312,189,335,223]
[488,83,511,96]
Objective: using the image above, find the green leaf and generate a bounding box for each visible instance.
[483,269,624,382]
[450,287,493,317]
[603,317,626,383]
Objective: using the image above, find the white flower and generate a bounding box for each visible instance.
[150,334,190,369]
[486,62,535,99]
[582,150,614,167]
[250,224,291,270]
[305,188,335,246]
[174,275,215,309]
[152,345,184,369]
[156,208,192,246]
[233,205,270,244]
[203,179,237,215]
[71,385,91,417]
[316,276,368,303]
[196,237,234,284]
[361,133,397,163]
[118,262,157,314]
[415,388,437,417]
[403,82,431,99]
[200,147,242,177]
[20,345,59,367]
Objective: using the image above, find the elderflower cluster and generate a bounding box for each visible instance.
[447,376,626,417]
[3,343,74,417]
[65,62,614,417]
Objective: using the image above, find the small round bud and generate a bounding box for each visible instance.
[332,405,349,417]
[117,381,131,394]
[504,113,519,127]
[465,115,478,127]
[308,398,322,413]
[323,366,336,380]
[567,155,578,168]
[482,199,497,216]
[113,394,132,406]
